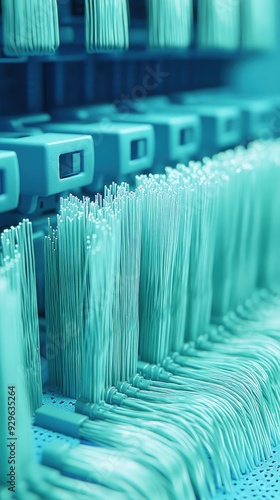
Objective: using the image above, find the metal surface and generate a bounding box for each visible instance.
[33,388,280,499]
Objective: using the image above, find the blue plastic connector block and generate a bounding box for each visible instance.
[109,112,201,169]
[51,104,117,122]
[0,114,52,135]
[116,95,171,114]
[39,121,155,191]
[35,405,88,439]
[0,133,94,214]
[117,95,202,162]
[0,150,20,213]
[185,105,241,153]
[227,98,273,139]
[172,90,274,140]
[50,103,200,168]
[157,97,241,156]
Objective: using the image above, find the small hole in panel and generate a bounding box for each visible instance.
[59,151,83,178]
[225,118,235,133]
[180,126,194,145]
[131,139,147,160]
[0,169,5,195]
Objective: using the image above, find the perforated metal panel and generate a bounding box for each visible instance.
[33,388,280,499]
[33,389,79,462]
[215,449,280,500]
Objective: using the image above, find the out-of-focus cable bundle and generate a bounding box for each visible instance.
[197,0,240,49]
[197,0,277,50]
[1,0,276,55]
[0,254,34,493]
[240,0,277,50]
[85,0,130,52]
[0,220,42,412]
[1,0,60,56]
[211,141,280,319]
[147,0,193,48]
[11,443,185,500]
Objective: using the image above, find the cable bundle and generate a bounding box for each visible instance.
[210,145,262,318]
[123,141,280,488]
[42,139,280,498]
[240,0,277,50]
[85,0,130,52]
[0,255,34,492]
[10,462,155,500]
[169,163,218,342]
[103,184,142,383]
[136,164,218,349]
[45,194,118,400]
[257,141,280,290]
[42,441,177,500]
[136,176,180,363]
[147,0,193,49]
[210,141,280,319]
[223,290,280,343]
[45,186,142,400]
[0,220,42,412]
[35,401,213,498]
[197,0,240,49]
[1,0,60,56]
[160,170,193,351]
[78,419,201,499]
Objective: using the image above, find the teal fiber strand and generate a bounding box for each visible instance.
[0,220,42,412]
[85,0,129,52]
[43,139,280,499]
[1,0,59,56]
[147,0,193,49]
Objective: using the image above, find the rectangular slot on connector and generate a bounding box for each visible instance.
[0,170,5,195]
[180,126,194,145]
[260,112,270,125]
[131,139,147,160]
[59,151,83,179]
[225,118,235,133]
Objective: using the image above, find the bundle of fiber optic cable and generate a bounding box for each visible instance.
[197,0,277,50]
[1,0,60,56]
[0,220,42,412]
[0,251,173,499]
[85,0,130,52]
[42,188,211,499]
[43,187,214,498]
[147,0,193,49]
[240,0,277,50]
[45,185,142,400]
[0,222,201,499]
[7,444,177,499]
[132,144,280,463]
[0,253,34,492]
[197,0,240,49]
[39,139,280,498]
